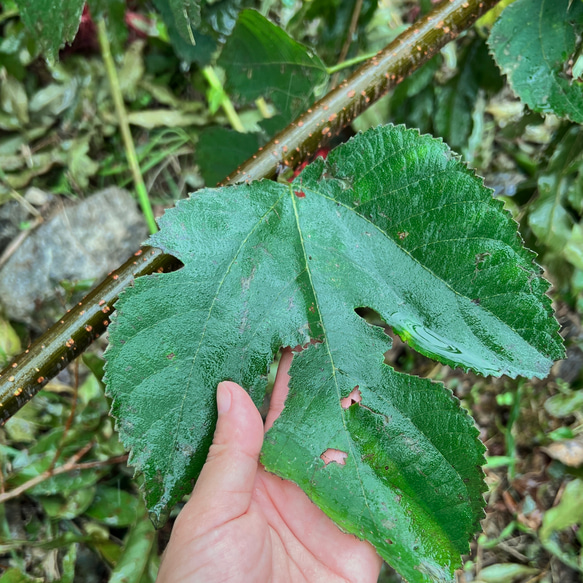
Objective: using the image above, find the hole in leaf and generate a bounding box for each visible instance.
[291,338,322,353]
[320,448,348,466]
[341,386,361,408]
[354,307,390,330]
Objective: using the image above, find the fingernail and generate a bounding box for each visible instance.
[217,383,232,414]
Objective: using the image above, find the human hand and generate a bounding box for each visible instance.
[156,348,383,583]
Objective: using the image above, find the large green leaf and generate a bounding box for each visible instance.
[218,9,328,135]
[15,0,85,61]
[105,125,562,582]
[489,0,583,123]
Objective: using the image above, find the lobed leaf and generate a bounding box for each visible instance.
[105,125,563,582]
[489,0,583,123]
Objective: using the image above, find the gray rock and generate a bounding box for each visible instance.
[0,187,149,328]
[0,200,29,255]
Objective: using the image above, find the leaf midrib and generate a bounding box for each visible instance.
[289,184,379,535]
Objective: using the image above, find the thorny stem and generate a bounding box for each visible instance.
[97,18,158,235]
[0,0,502,424]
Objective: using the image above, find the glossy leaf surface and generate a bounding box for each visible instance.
[218,9,328,134]
[105,125,562,582]
[489,0,583,123]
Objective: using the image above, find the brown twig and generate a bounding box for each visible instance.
[0,444,128,504]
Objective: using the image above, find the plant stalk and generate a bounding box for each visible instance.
[0,0,501,424]
[97,18,158,235]
[202,66,246,132]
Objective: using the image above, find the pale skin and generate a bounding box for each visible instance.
[156,348,383,583]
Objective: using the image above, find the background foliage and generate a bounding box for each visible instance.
[0,0,582,581]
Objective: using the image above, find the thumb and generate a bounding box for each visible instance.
[182,381,264,530]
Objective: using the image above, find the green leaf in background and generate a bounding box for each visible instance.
[528,127,583,264]
[167,0,200,44]
[196,126,261,186]
[105,125,563,582]
[489,0,583,123]
[40,486,97,520]
[540,478,583,572]
[14,0,85,62]
[88,0,127,55]
[477,563,539,582]
[0,569,42,583]
[218,9,328,135]
[86,486,142,527]
[153,0,215,65]
[289,0,379,65]
[434,47,480,152]
[58,544,77,583]
[108,514,156,583]
[434,40,502,152]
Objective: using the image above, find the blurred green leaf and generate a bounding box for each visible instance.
[548,427,575,441]
[0,72,29,125]
[82,354,106,385]
[28,465,105,497]
[86,486,141,527]
[540,478,583,571]
[489,0,583,122]
[108,514,156,583]
[88,0,127,55]
[196,126,261,186]
[40,486,97,520]
[219,9,328,135]
[167,0,200,44]
[545,388,583,417]
[127,110,206,129]
[14,0,84,62]
[528,127,583,259]
[0,315,21,368]
[66,136,100,189]
[153,0,215,65]
[0,569,42,583]
[58,543,77,583]
[390,58,440,134]
[290,0,378,65]
[434,40,501,151]
[564,224,583,270]
[477,563,539,583]
[119,40,146,100]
